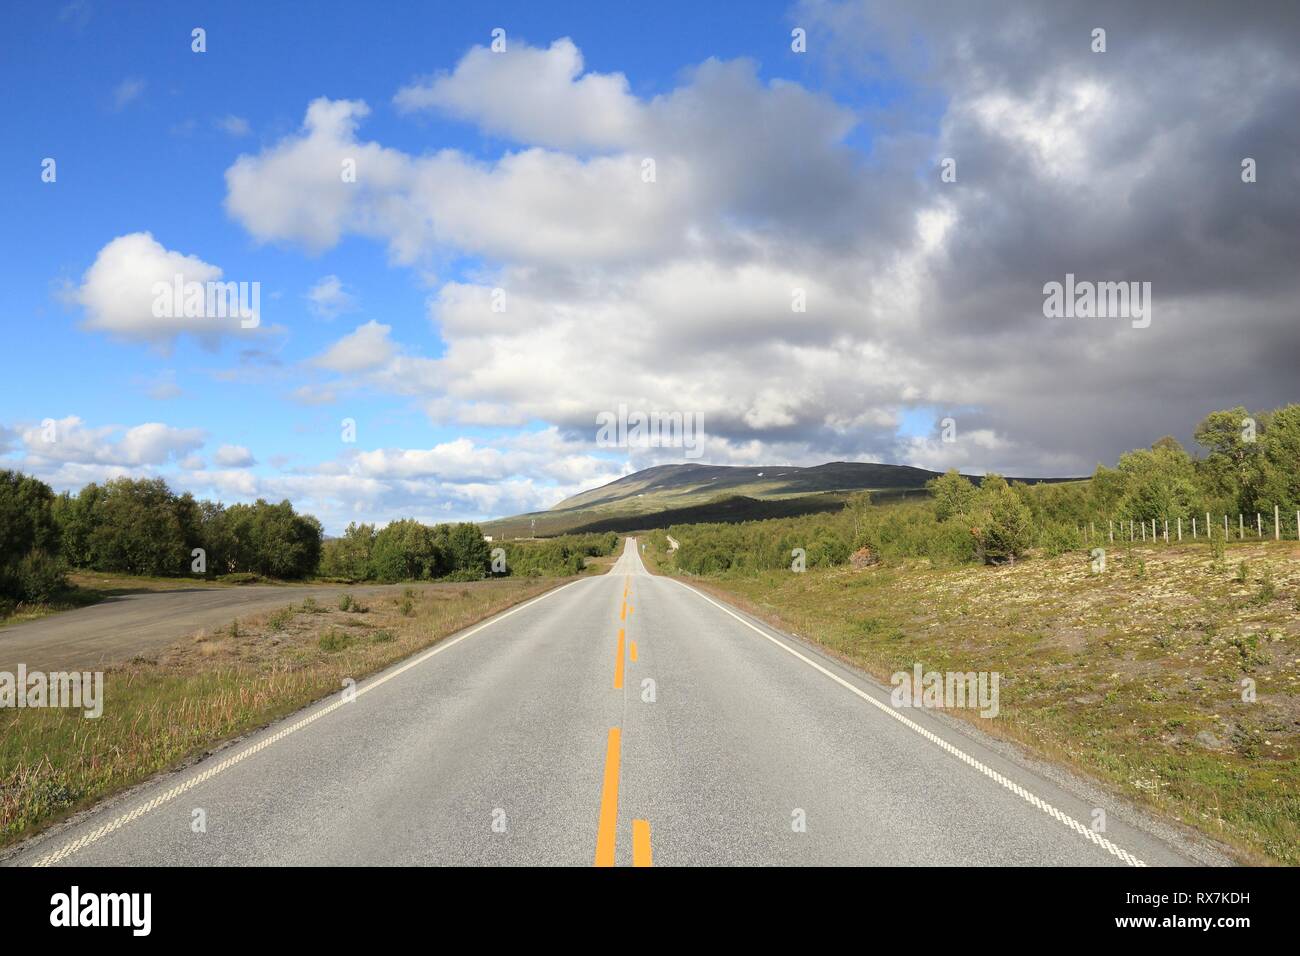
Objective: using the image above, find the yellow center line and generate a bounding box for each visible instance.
[614,628,626,689]
[629,640,637,662]
[594,728,621,866]
[632,819,653,867]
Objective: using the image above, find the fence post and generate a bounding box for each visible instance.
[1141,522,1147,542]
[1239,514,1244,539]
[1257,513,1263,537]
[1177,517,1182,542]
[1109,520,1114,544]
[1192,517,1197,539]
[1164,519,1169,543]
[1276,505,1281,541]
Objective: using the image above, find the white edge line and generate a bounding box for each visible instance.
[665,576,1148,868]
[29,576,592,867]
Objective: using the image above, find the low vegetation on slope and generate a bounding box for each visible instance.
[483,460,1052,538]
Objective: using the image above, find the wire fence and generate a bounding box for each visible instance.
[1078,507,1300,544]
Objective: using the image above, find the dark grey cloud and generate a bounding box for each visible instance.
[792,0,1300,470]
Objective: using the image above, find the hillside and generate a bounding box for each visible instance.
[485,461,1076,538]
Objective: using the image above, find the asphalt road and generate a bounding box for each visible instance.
[9,538,1203,866]
[0,582,434,672]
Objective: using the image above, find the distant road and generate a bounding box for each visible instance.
[0,582,422,672]
[9,539,1204,866]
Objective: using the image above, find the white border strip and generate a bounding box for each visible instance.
[666,578,1147,867]
[31,578,589,867]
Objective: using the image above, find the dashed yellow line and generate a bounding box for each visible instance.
[596,575,650,868]
[594,728,622,867]
[632,819,653,867]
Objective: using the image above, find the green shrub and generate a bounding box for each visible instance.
[1211,532,1226,567]
[441,568,484,582]
[12,549,65,604]
[1,470,62,600]
[926,470,977,522]
[1038,522,1084,558]
[1254,569,1276,604]
[318,629,353,652]
[320,523,376,581]
[970,475,1033,565]
[924,519,977,565]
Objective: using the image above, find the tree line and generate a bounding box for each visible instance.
[318,523,619,582]
[0,471,620,607]
[663,403,1300,573]
[0,475,326,605]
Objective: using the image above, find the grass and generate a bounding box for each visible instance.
[0,576,569,850]
[647,536,1300,865]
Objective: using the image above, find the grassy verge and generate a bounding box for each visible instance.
[0,576,570,849]
[646,536,1300,864]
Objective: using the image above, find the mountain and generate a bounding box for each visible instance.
[484,461,1077,538]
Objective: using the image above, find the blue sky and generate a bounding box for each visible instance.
[4,1,803,453]
[2,1,857,532]
[4,1,1297,533]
